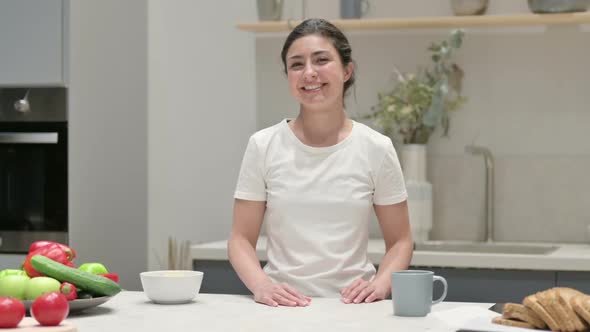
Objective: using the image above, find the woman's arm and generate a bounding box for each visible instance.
[228,199,310,306]
[372,200,413,289]
[341,200,413,303]
[227,199,269,292]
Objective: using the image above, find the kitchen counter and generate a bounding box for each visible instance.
[67,291,500,332]
[191,236,590,271]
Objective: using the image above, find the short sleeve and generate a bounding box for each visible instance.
[373,141,408,205]
[234,136,267,201]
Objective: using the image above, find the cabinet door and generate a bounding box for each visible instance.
[556,272,590,294]
[0,0,64,86]
[425,267,555,303]
[195,260,263,295]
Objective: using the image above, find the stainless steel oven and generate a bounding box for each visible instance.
[0,88,68,253]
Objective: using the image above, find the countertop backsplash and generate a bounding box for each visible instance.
[429,155,590,243]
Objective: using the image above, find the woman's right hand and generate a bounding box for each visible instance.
[253,282,311,307]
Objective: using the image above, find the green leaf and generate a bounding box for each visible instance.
[449,29,464,49]
[369,29,466,144]
[428,43,440,52]
[422,90,443,127]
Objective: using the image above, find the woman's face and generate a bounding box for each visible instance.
[285,35,353,111]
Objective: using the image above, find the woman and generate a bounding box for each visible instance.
[228,18,413,307]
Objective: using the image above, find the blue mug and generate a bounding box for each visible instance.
[392,270,448,317]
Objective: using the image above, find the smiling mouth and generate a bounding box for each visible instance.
[301,83,326,92]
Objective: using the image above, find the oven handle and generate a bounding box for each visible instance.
[0,132,59,144]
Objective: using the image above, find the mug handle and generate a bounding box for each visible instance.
[432,275,447,305]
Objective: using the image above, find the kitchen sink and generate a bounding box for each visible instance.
[414,242,559,255]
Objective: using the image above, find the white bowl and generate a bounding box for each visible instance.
[140,270,203,304]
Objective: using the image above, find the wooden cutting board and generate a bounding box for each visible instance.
[4,317,76,332]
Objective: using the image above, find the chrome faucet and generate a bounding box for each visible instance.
[465,145,495,243]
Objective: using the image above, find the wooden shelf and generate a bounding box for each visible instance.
[237,12,590,32]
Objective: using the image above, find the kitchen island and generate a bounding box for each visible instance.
[67,291,500,332]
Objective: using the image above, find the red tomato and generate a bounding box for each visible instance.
[0,297,25,328]
[31,292,69,326]
[59,282,78,301]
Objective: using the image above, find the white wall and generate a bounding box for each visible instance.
[257,1,590,242]
[68,1,256,289]
[147,1,257,270]
[69,0,148,290]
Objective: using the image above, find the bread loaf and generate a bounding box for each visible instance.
[523,291,560,331]
[492,287,590,331]
[572,294,590,327]
[503,303,547,329]
[492,316,536,329]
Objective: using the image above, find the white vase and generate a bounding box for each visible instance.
[400,144,427,182]
[400,144,433,243]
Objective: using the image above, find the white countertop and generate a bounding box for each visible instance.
[191,237,590,271]
[67,291,501,332]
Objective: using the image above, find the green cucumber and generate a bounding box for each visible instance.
[31,255,121,296]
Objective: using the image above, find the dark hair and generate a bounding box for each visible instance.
[280,18,355,97]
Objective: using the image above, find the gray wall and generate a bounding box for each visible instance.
[0,254,26,270]
[68,0,148,290]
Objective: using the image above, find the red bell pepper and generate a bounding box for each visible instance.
[99,273,119,283]
[23,244,70,278]
[28,241,76,261]
[60,282,78,300]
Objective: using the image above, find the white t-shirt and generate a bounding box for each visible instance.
[234,119,407,297]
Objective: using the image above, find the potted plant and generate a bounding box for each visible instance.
[364,30,467,243]
[367,29,466,148]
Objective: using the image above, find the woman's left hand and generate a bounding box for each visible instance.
[340,277,390,304]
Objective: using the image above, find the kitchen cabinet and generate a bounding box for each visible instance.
[425,267,555,303]
[195,260,260,295]
[555,271,590,294]
[194,259,576,303]
[237,12,590,32]
[0,0,66,86]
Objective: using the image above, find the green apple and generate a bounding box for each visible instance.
[0,275,30,299]
[0,269,27,278]
[24,277,61,300]
[78,262,108,274]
